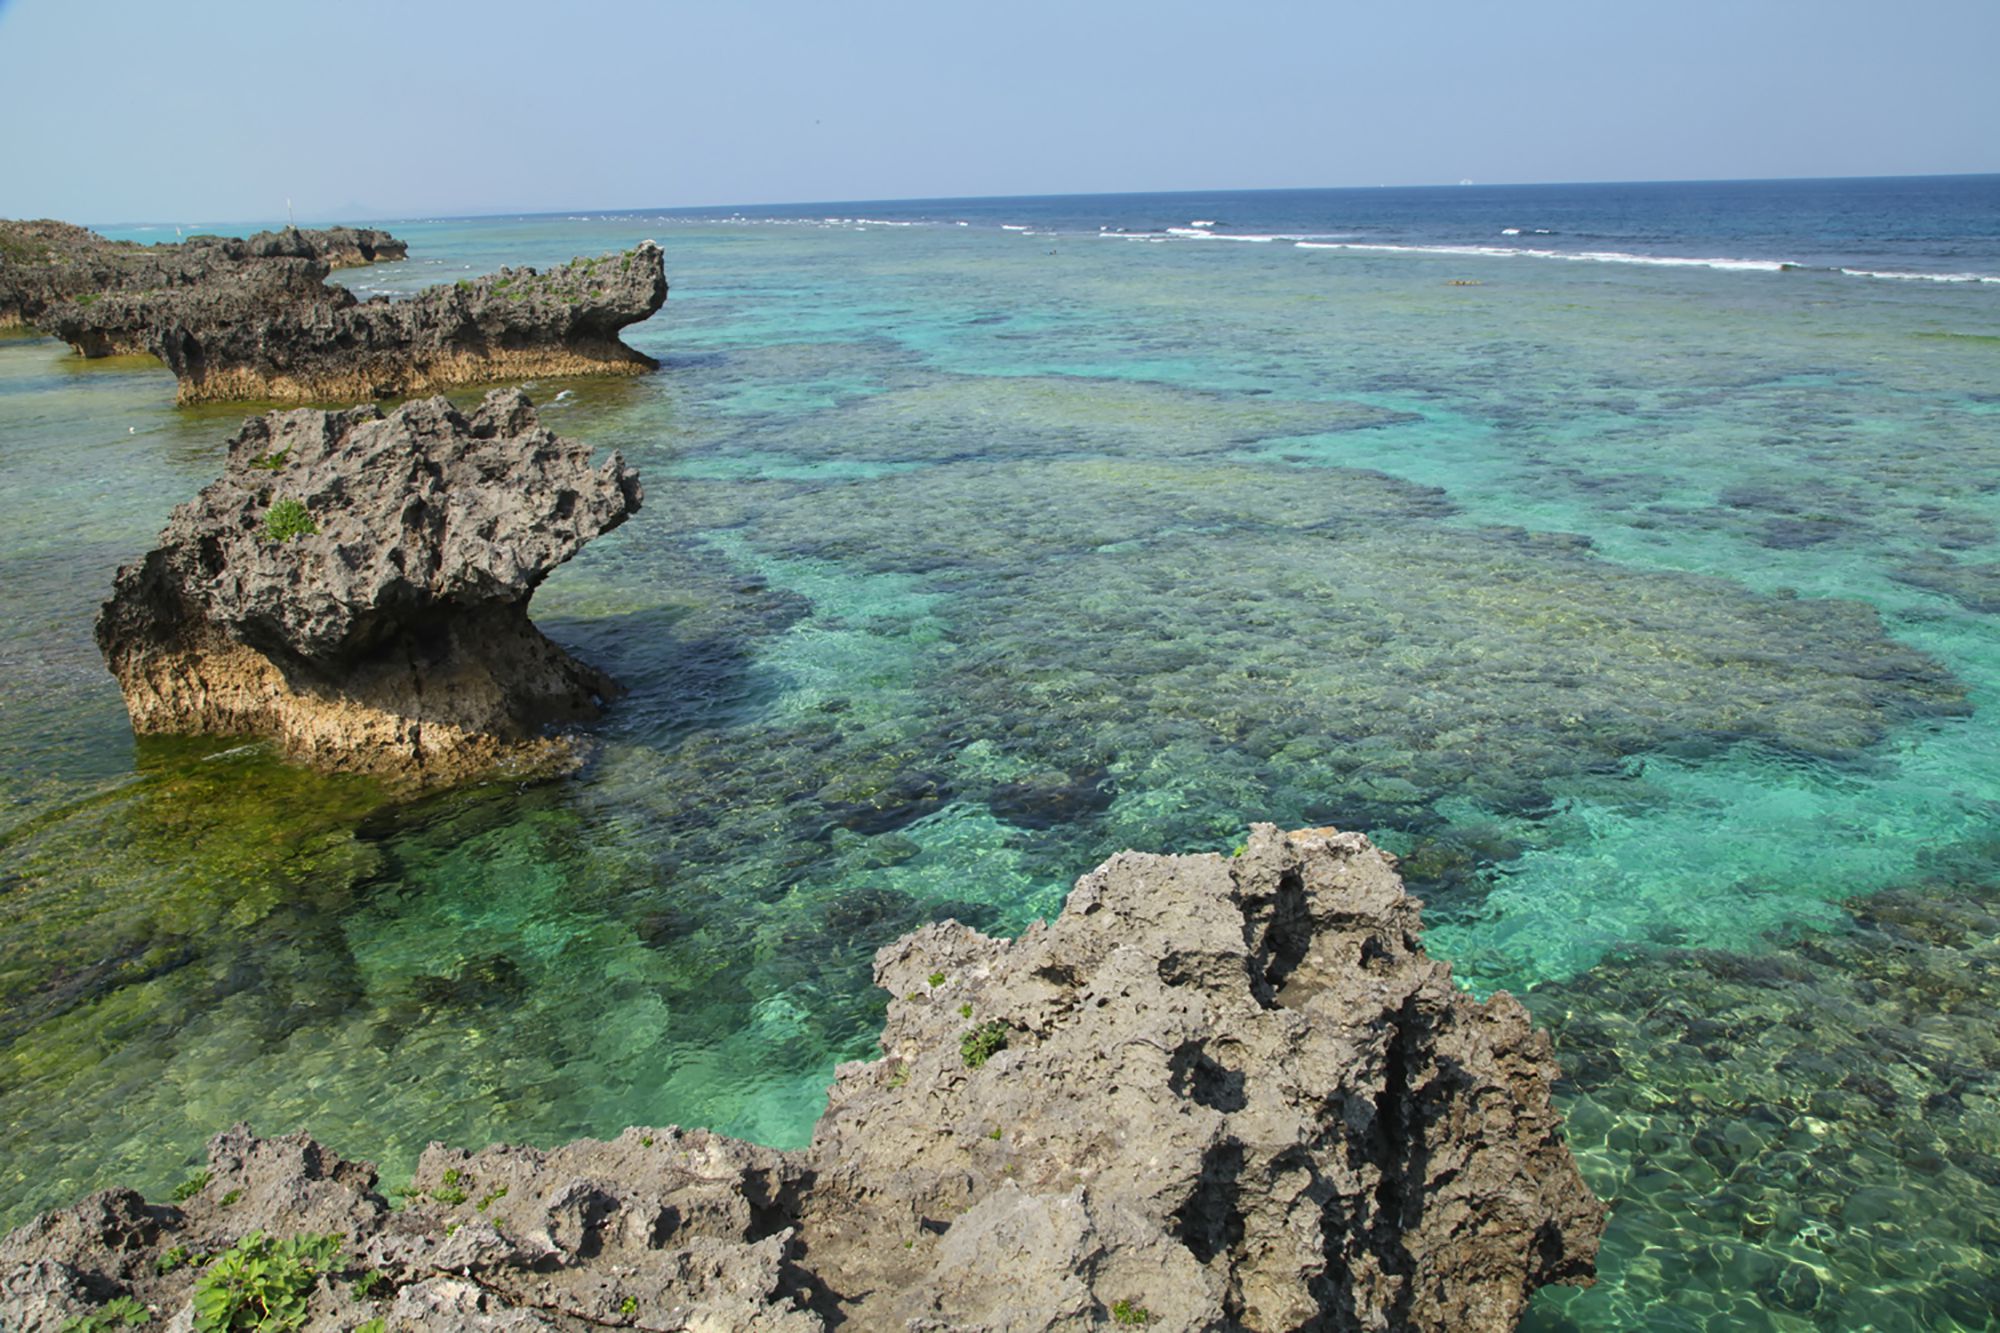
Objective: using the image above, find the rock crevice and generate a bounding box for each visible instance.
[2,825,1605,1330]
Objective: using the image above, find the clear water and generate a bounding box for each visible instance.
[5,178,1999,1328]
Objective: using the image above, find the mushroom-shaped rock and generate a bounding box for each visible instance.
[95,389,641,786]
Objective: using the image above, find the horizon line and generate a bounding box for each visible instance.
[76,168,2000,231]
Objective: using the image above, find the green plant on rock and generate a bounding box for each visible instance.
[960,1020,1008,1069]
[248,448,289,472]
[927,972,947,988]
[353,1321,386,1333]
[60,1296,151,1332]
[191,1231,344,1333]
[156,1245,194,1274]
[432,1166,469,1206]
[618,1296,638,1316]
[172,1170,212,1202]
[262,498,316,543]
[1110,1297,1154,1325]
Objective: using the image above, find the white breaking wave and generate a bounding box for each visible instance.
[1293,240,1791,273]
[1291,240,2000,284]
[1839,267,2000,285]
[1167,229,1361,244]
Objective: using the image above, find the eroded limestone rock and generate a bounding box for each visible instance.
[1,826,1604,1330]
[3,217,664,404]
[95,389,641,786]
[0,219,404,330]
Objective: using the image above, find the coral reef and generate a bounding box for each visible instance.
[95,389,641,786]
[0,826,1603,1331]
[0,219,403,329]
[1525,867,2000,1331]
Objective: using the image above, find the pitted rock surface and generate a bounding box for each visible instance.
[0,827,1603,1330]
[95,389,641,785]
[40,230,665,404]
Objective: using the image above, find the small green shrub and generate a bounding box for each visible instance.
[475,1185,507,1212]
[156,1245,193,1274]
[958,1002,973,1018]
[353,1321,387,1333]
[262,498,316,543]
[191,1231,344,1332]
[927,972,947,988]
[219,1189,241,1207]
[60,1296,151,1332]
[248,448,288,471]
[961,1021,1008,1069]
[1111,1298,1154,1325]
[618,1296,638,1316]
[172,1171,211,1202]
[431,1166,468,1205]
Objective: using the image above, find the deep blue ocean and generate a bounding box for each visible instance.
[626,173,2000,283]
[10,173,1999,1329]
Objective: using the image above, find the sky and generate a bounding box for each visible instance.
[1,0,1996,224]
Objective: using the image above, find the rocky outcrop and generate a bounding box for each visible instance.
[95,389,641,787]
[39,232,667,403]
[1,826,1606,1331]
[0,219,404,329]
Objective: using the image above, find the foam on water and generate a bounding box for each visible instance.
[1293,239,1798,273]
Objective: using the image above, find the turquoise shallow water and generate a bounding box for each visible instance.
[3,202,1999,1328]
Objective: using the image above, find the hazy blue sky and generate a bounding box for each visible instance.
[2,0,1995,224]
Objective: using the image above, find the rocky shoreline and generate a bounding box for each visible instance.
[96,389,641,787]
[0,220,405,329]
[0,826,1605,1331]
[0,219,666,404]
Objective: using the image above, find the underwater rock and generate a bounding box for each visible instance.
[0,826,1604,1331]
[94,389,640,786]
[0,218,404,330]
[1526,868,2000,1329]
